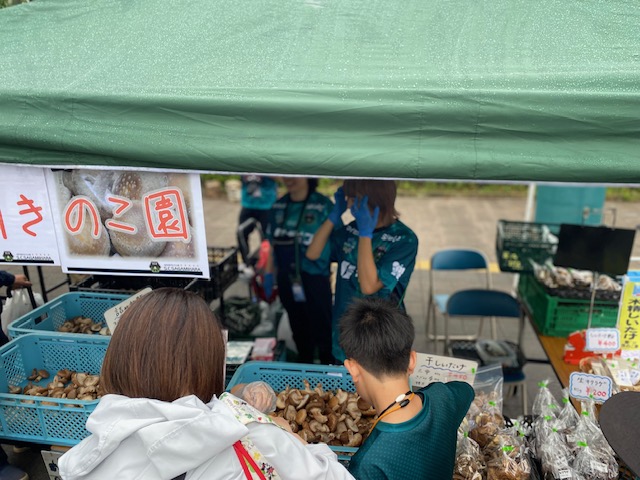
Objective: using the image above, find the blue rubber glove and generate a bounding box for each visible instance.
[263,273,274,299]
[351,196,379,238]
[328,186,348,225]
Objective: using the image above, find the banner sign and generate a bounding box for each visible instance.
[618,280,640,350]
[0,166,60,265]
[411,353,477,388]
[45,169,209,277]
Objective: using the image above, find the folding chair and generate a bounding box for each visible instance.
[444,289,528,415]
[425,248,495,352]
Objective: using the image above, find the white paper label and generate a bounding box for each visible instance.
[0,166,61,266]
[569,372,613,403]
[103,288,152,333]
[410,353,477,388]
[620,349,640,360]
[616,369,633,386]
[555,468,572,479]
[586,328,620,352]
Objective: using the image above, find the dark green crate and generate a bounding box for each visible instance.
[496,220,557,272]
[518,275,619,337]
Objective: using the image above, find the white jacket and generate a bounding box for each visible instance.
[59,393,355,480]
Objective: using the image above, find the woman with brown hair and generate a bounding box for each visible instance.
[58,288,354,480]
[307,180,418,363]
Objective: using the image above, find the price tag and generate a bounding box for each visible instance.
[555,468,572,479]
[410,353,477,388]
[616,369,633,386]
[620,350,640,361]
[590,461,608,474]
[569,372,613,403]
[586,328,620,352]
[103,288,152,333]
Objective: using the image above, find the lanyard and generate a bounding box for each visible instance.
[233,441,268,480]
[368,390,415,435]
[279,194,310,278]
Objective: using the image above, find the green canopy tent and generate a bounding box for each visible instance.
[0,0,638,182]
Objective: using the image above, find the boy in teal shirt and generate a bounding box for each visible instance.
[339,297,474,480]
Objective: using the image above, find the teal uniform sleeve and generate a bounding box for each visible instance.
[300,193,333,275]
[376,231,418,296]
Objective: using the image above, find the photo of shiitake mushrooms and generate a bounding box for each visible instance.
[273,380,376,448]
[54,169,197,259]
[57,316,110,335]
[7,368,103,405]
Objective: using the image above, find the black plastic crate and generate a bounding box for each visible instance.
[69,274,209,300]
[207,246,239,300]
[496,220,558,272]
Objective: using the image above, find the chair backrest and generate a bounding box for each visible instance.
[429,248,492,293]
[431,249,490,271]
[445,289,524,347]
[446,289,521,318]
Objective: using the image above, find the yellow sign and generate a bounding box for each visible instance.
[619,281,640,350]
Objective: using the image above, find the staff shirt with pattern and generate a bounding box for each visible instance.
[330,219,418,361]
[267,191,333,277]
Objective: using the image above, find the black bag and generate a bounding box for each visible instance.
[218,297,261,336]
[451,339,526,377]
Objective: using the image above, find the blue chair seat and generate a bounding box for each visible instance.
[504,369,526,383]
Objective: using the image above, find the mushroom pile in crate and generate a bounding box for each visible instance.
[273,380,376,447]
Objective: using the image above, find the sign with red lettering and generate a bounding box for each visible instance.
[586,328,620,352]
[569,372,613,403]
[0,165,60,265]
[411,353,477,388]
[45,169,209,277]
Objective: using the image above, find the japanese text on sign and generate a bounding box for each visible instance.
[63,190,190,242]
[410,353,477,388]
[568,372,612,403]
[46,169,209,277]
[618,281,640,350]
[586,328,620,352]
[0,166,59,265]
[103,288,152,333]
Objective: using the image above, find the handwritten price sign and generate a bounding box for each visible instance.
[586,328,620,352]
[410,353,477,388]
[569,372,613,403]
[103,288,152,333]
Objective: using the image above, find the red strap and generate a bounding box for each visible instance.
[233,441,267,480]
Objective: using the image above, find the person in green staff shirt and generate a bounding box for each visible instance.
[265,177,334,364]
[306,179,418,363]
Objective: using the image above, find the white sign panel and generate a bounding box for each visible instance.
[410,353,478,388]
[45,169,209,277]
[103,288,152,333]
[0,166,60,265]
[586,328,620,352]
[569,372,613,403]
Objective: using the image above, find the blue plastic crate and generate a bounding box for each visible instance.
[0,333,109,446]
[8,292,130,339]
[227,361,358,463]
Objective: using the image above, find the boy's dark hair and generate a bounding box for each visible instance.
[339,297,415,377]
